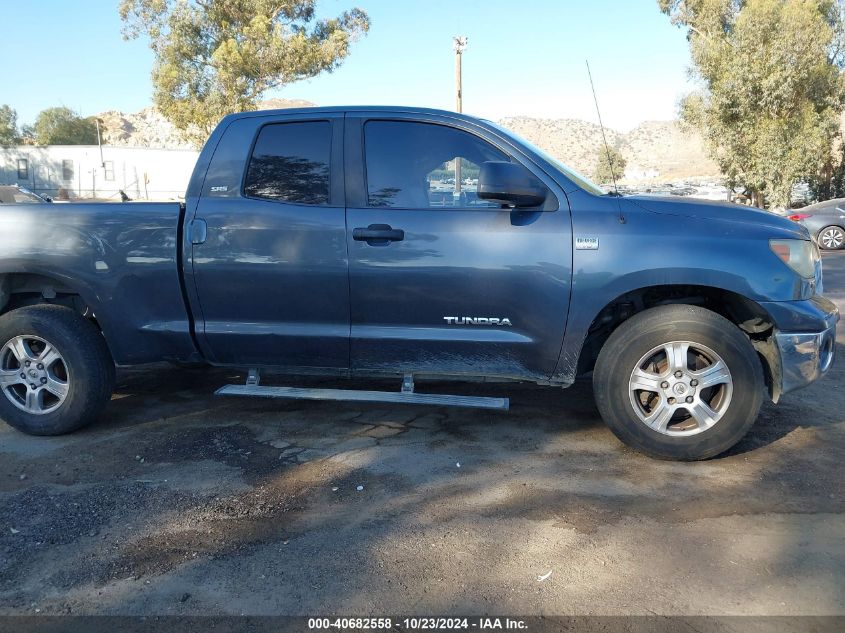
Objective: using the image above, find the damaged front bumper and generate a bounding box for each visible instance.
[761,295,839,400]
[775,325,837,396]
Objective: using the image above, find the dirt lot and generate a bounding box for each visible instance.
[0,255,843,618]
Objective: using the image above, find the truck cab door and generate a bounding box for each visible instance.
[187,113,349,369]
[344,114,572,381]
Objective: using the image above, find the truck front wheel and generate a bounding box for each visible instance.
[593,304,764,460]
[0,305,115,436]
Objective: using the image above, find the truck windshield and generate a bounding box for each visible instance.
[484,121,609,196]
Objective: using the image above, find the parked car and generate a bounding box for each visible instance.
[0,185,51,204]
[0,107,837,460]
[789,198,845,249]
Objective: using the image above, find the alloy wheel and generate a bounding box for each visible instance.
[628,340,733,436]
[820,227,844,250]
[0,335,70,415]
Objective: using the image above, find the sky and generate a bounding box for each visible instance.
[1,0,697,132]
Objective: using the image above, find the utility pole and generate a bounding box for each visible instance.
[95,118,105,168]
[454,36,466,112]
[453,36,467,198]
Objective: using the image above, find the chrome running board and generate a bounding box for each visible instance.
[215,371,509,411]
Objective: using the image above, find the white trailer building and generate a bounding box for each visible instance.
[0,145,199,201]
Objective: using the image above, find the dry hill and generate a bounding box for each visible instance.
[97,99,316,150]
[96,101,721,181]
[498,116,720,181]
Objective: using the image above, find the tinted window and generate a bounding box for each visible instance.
[244,121,331,205]
[364,121,509,209]
[17,158,28,180]
[62,159,74,181]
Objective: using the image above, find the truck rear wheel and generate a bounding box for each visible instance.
[0,305,115,436]
[593,304,764,460]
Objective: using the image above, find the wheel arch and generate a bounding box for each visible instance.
[0,270,99,314]
[0,271,115,363]
[565,283,781,401]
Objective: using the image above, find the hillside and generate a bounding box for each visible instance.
[97,98,316,150]
[621,120,719,180]
[498,117,720,182]
[98,107,193,150]
[96,101,721,181]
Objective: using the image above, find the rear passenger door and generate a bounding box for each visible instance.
[189,113,349,369]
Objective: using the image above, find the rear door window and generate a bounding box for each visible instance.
[244,121,331,205]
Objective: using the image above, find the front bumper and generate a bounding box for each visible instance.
[775,325,837,396]
[758,295,838,399]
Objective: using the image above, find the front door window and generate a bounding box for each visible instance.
[364,120,509,209]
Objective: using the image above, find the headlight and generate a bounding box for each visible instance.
[770,239,819,278]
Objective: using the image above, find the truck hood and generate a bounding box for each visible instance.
[626,195,809,238]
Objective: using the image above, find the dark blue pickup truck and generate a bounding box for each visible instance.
[0,107,837,459]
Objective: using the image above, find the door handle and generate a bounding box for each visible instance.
[352,224,405,244]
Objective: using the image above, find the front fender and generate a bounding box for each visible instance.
[552,192,810,384]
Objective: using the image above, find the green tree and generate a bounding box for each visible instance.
[809,139,845,200]
[32,107,99,145]
[0,105,21,146]
[19,125,35,145]
[593,146,627,184]
[659,0,845,208]
[119,0,370,147]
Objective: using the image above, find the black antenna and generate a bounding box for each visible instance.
[586,60,626,223]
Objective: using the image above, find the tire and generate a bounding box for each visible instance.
[817,225,845,250]
[0,305,115,435]
[593,304,764,460]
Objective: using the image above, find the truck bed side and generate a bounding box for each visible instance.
[0,202,199,365]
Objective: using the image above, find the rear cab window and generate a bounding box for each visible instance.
[244,121,332,205]
[197,113,342,205]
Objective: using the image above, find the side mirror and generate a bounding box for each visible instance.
[477,161,547,208]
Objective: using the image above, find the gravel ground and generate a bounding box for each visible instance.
[0,254,843,617]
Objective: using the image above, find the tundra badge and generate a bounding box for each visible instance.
[444,317,513,326]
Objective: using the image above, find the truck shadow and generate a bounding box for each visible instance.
[94,338,841,459]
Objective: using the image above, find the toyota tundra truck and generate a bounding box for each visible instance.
[0,106,837,460]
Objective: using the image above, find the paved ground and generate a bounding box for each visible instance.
[0,255,843,617]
